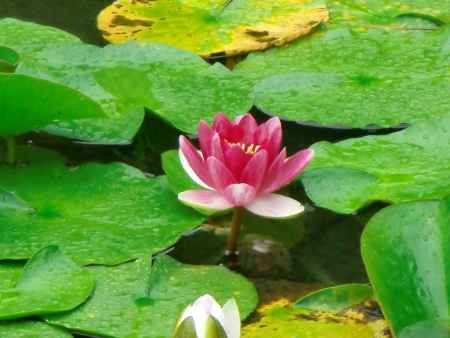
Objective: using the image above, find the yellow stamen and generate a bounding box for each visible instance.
[228,141,261,154]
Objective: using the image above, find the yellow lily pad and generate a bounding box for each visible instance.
[98,0,329,57]
[244,279,391,338]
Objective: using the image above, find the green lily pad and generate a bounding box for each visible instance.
[399,320,450,338]
[236,27,449,129]
[0,73,104,136]
[361,198,450,335]
[328,0,449,30]
[300,114,450,214]
[0,19,252,142]
[0,321,73,338]
[97,0,329,57]
[0,147,205,265]
[0,246,94,320]
[0,188,34,213]
[46,255,258,338]
[296,284,373,312]
[0,45,19,72]
[0,18,80,55]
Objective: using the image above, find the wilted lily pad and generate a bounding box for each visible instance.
[46,255,258,338]
[0,246,94,320]
[98,0,329,57]
[301,114,450,214]
[236,27,449,129]
[362,198,450,336]
[242,303,388,338]
[0,73,103,136]
[0,147,205,265]
[0,321,73,338]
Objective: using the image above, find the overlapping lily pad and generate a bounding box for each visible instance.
[98,0,328,57]
[0,321,73,338]
[300,114,450,214]
[0,246,94,320]
[328,0,449,30]
[0,73,103,136]
[296,284,373,312]
[242,303,387,338]
[362,198,450,336]
[0,18,251,143]
[236,27,449,129]
[46,255,258,338]
[0,18,80,55]
[0,147,205,265]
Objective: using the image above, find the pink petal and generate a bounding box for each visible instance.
[224,183,256,206]
[260,148,287,193]
[207,156,236,193]
[245,193,305,219]
[212,113,234,135]
[179,149,212,189]
[236,114,258,144]
[240,149,268,190]
[263,117,282,161]
[198,120,214,158]
[179,136,213,187]
[271,149,314,191]
[210,133,225,162]
[224,145,252,178]
[178,190,233,215]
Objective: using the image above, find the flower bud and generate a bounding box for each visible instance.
[173,294,240,338]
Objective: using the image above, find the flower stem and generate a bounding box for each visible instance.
[227,207,243,255]
[4,136,16,165]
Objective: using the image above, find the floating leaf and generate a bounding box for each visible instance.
[236,27,449,129]
[0,18,251,142]
[0,246,94,320]
[0,321,73,338]
[0,147,205,265]
[361,198,450,336]
[0,18,80,55]
[98,0,329,57]
[162,149,201,194]
[242,303,388,338]
[399,320,450,338]
[300,114,450,214]
[0,188,34,213]
[46,255,258,338]
[328,0,448,30]
[0,73,103,136]
[296,284,373,312]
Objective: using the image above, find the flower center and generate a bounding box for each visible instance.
[228,142,261,154]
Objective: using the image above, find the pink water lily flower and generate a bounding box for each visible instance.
[178,113,313,219]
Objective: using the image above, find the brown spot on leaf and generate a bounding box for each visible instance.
[112,15,153,27]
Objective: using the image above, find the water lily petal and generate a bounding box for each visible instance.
[260,148,287,193]
[179,147,212,190]
[245,193,305,219]
[198,120,214,158]
[210,133,225,162]
[236,114,258,143]
[274,149,314,190]
[178,190,233,214]
[241,149,268,190]
[263,117,282,161]
[224,144,251,178]
[224,183,256,206]
[222,299,241,338]
[213,112,243,143]
[207,157,236,193]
